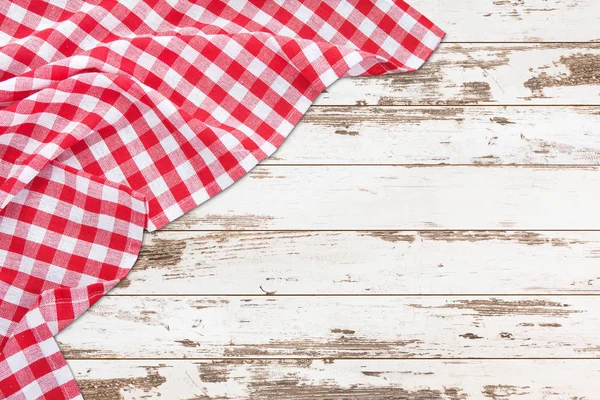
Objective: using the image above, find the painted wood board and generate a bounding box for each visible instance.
[58,296,600,358]
[70,359,600,400]
[112,230,600,295]
[162,165,600,230]
[315,44,600,106]
[267,106,600,165]
[414,0,600,42]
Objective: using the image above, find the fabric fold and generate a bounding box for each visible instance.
[1,1,444,398]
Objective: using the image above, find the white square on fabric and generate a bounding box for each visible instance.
[180,44,200,65]
[252,100,272,119]
[137,52,158,72]
[69,205,85,225]
[398,12,418,32]
[317,22,336,41]
[37,338,60,358]
[303,43,322,63]
[405,54,424,70]
[45,265,67,285]
[199,147,217,164]
[88,243,109,263]
[163,68,183,89]
[215,172,234,189]
[295,4,313,23]
[375,0,393,13]
[7,3,28,24]
[21,382,44,399]
[89,139,112,159]
[246,58,268,77]
[381,36,401,56]
[132,152,154,171]
[175,161,197,181]
[102,106,124,126]
[239,153,259,172]
[358,18,377,37]
[229,82,248,102]
[163,203,184,221]
[271,76,291,96]
[37,195,60,215]
[101,185,119,202]
[26,225,47,245]
[222,39,243,59]
[4,285,25,305]
[211,105,230,123]
[147,176,169,196]
[5,351,28,374]
[97,214,116,232]
[159,135,179,154]
[204,63,225,83]
[252,9,272,26]
[188,87,207,106]
[422,30,441,50]
[57,235,78,255]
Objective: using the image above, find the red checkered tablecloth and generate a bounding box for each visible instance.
[0,1,444,398]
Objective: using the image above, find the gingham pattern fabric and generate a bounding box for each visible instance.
[0,1,444,398]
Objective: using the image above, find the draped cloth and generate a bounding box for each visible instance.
[0,1,444,398]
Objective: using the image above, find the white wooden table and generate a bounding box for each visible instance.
[59,1,600,398]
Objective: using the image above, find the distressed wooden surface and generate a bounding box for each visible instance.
[416,0,600,42]
[69,359,600,400]
[164,166,600,230]
[58,296,600,358]
[268,106,600,165]
[112,230,600,295]
[61,3,600,398]
[317,44,600,106]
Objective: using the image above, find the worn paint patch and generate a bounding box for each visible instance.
[362,231,416,243]
[418,231,586,248]
[482,384,530,399]
[490,117,515,125]
[524,53,600,98]
[198,362,231,383]
[410,298,580,317]
[334,129,359,136]
[249,377,468,400]
[194,213,275,230]
[176,339,201,348]
[460,333,483,340]
[134,238,187,271]
[459,82,493,104]
[302,106,465,127]
[331,328,356,335]
[222,338,422,358]
[78,366,167,400]
[249,169,285,179]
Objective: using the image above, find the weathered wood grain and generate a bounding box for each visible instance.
[70,359,600,400]
[316,44,600,106]
[112,230,600,295]
[162,166,600,230]
[415,0,600,42]
[58,296,600,358]
[268,106,600,165]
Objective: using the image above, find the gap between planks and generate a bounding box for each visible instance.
[64,357,600,361]
[104,294,600,297]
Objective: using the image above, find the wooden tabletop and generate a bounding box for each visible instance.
[60,1,600,398]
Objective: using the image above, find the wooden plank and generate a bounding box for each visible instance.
[113,230,600,295]
[269,106,600,165]
[58,296,600,358]
[315,44,600,106]
[413,0,600,42]
[70,359,600,400]
[162,165,600,230]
